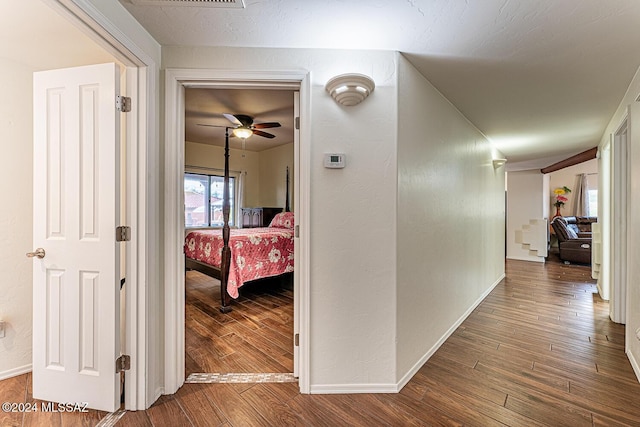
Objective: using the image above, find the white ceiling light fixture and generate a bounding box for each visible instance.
[232,127,253,139]
[325,73,375,106]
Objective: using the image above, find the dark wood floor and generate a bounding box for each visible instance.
[184,270,294,375]
[3,258,640,426]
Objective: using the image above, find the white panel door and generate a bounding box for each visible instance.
[32,63,121,412]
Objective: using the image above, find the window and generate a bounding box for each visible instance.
[184,172,235,227]
[587,189,598,217]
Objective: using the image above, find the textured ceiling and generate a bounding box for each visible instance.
[119,0,640,169]
[7,1,640,169]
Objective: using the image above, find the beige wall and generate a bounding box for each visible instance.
[258,143,294,209]
[0,58,35,378]
[506,170,547,262]
[396,55,506,381]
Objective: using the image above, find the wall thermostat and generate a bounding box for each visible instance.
[324,153,346,168]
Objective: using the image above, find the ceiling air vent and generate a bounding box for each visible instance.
[129,0,245,8]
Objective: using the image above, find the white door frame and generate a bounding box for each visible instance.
[46,0,158,410]
[597,139,611,301]
[163,68,311,394]
[611,117,629,324]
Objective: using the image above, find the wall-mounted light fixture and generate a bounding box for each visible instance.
[325,73,375,106]
[493,158,507,169]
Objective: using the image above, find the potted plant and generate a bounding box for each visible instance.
[553,186,571,218]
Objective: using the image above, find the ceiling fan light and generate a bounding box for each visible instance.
[232,127,253,139]
[325,73,375,106]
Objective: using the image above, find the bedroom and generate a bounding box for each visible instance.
[182,87,297,378]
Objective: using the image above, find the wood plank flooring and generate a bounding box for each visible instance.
[2,259,640,426]
[184,270,294,376]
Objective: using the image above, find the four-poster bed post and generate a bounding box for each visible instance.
[219,127,233,312]
[285,165,290,213]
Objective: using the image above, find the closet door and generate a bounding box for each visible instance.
[31,63,122,412]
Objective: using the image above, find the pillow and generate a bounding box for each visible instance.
[269,212,294,229]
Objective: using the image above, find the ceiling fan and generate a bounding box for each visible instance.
[198,113,281,139]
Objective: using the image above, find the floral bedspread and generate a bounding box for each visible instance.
[184,227,294,298]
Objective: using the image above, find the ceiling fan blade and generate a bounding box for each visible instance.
[197,123,226,128]
[252,130,276,139]
[223,113,242,126]
[253,122,281,129]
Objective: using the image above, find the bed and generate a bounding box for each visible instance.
[184,212,294,309]
[185,129,293,312]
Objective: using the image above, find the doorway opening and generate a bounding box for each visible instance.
[163,69,311,395]
[183,87,296,380]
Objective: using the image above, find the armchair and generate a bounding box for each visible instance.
[550,217,592,264]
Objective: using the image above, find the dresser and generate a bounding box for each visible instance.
[240,207,283,228]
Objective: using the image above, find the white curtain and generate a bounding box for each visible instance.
[573,173,589,216]
[236,171,246,226]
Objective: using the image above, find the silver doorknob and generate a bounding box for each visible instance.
[26,248,46,259]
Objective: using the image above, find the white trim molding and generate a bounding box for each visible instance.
[310,383,398,394]
[0,365,32,382]
[163,68,312,395]
[506,255,545,263]
[628,348,640,383]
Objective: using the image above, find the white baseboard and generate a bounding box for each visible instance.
[506,255,545,263]
[308,273,507,395]
[149,387,164,409]
[396,272,506,391]
[309,383,398,394]
[0,364,32,381]
[596,283,609,301]
[627,349,640,384]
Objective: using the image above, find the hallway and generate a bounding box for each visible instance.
[1,258,639,426]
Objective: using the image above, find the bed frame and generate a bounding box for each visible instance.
[185,127,291,312]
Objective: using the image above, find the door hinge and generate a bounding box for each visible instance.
[294,333,299,346]
[295,225,300,238]
[116,95,131,112]
[116,354,130,373]
[116,226,131,242]
[295,116,300,130]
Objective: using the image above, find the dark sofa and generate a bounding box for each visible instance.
[562,216,597,236]
[550,216,594,264]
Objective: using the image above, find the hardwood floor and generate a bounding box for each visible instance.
[184,270,294,376]
[3,259,640,426]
